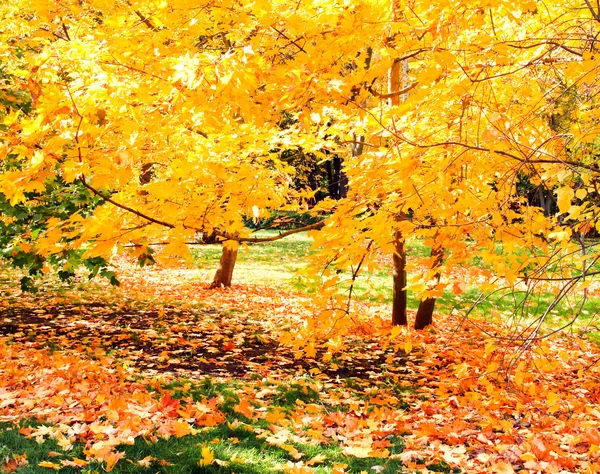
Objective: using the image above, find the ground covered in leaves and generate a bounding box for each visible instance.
[1,258,600,473]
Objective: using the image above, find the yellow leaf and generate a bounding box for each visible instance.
[172,420,193,437]
[38,461,61,470]
[281,443,303,460]
[556,187,574,214]
[404,339,412,354]
[568,205,581,219]
[60,458,89,468]
[136,456,156,467]
[342,445,371,458]
[489,461,515,474]
[484,339,496,358]
[306,454,327,466]
[198,446,214,466]
[546,391,561,413]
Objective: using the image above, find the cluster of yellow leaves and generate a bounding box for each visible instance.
[0,0,387,259]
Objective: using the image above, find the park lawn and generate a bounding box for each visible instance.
[0,234,599,472]
[193,231,600,336]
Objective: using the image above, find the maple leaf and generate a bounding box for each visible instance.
[1,454,27,472]
[234,398,255,419]
[222,340,235,351]
[136,456,156,467]
[198,446,214,466]
[159,392,180,415]
[171,419,195,437]
[60,458,88,468]
[489,461,516,474]
[283,461,314,473]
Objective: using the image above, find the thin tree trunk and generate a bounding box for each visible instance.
[211,241,239,287]
[392,230,408,325]
[414,243,444,330]
[537,187,547,216]
[335,156,348,199]
[389,14,409,325]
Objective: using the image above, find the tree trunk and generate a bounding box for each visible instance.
[392,231,408,325]
[211,241,239,287]
[325,156,348,200]
[414,244,444,330]
[389,22,409,325]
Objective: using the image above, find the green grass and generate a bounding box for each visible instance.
[192,231,313,289]
[190,230,600,336]
[0,378,414,474]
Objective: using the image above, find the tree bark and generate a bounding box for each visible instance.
[389,23,409,325]
[325,156,348,200]
[414,244,444,330]
[391,230,408,325]
[211,241,239,287]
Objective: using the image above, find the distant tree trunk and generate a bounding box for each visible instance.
[325,156,348,199]
[392,230,408,325]
[414,243,444,330]
[211,241,239,287]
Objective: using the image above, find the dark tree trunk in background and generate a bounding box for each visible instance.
[326,156,348,200]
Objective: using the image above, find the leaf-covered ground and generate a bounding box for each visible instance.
[1,257,600,473]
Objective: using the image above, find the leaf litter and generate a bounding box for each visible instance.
[0,257,600,473]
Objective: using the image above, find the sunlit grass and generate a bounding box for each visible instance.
[191,231,314,289]
[190,231,600,336]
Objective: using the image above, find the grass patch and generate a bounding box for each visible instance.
[0,419,413,474]
[192,231,313,289]
[0,421,87,474]
[191,231,600,331]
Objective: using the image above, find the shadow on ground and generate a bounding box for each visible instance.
[0,297,421,383]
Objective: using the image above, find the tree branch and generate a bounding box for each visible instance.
[585,0,600,21]
[79,177,178,229]
[214,221,325,243]
[79,176,324,243]
[134,10,159,32]
[61,22,71,41]
[366,81,418,100]
[272,27,307,54]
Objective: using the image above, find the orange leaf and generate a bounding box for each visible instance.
[234,398,254,419]
[531,436,551,462]
[222,341,235,351]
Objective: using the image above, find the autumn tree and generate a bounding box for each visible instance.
[300,0,600,338]
[0,0,386,288]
